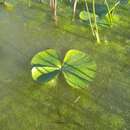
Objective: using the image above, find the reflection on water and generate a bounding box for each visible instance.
[0,0,130,130]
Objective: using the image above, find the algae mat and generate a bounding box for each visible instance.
[0,1,130,130]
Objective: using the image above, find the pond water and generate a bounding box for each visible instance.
[0,0,130,130]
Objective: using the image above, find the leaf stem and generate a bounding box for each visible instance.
[92,0,100,43]
[84,0,95,36]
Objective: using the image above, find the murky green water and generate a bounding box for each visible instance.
[0,0,130,130]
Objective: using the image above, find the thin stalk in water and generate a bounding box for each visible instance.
[50,0,58,23]
[73,0,78,20]
[108,1,120,16]
[104,0,112,24]
[92,0,100,43]
[84,0,95,36]
[104,0,120,24]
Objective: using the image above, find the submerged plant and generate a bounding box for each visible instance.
[79,0,120,42]
[31,49,97,88]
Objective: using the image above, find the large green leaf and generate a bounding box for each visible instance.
[31,49,61,83]
[62,49,97,88]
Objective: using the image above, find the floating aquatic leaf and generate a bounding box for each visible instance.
[96,17,110,27]
[79,10,110,27]
[31,49,97,88]
[79,10,97,21]
[31,49,61,83]
[62,49,97,88]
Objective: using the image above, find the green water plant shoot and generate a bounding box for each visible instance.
[104,0,120,25]
[92,0,100,43]
[31,49,97,88]
[80,0,100,43]
[79,0,120,42]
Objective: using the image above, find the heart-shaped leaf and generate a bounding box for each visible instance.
[62,50,97,88]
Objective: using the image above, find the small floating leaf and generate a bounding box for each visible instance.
[79,10,98,21]
[79,10,110,27]
[79,10,93,21]
[62,49,97,88]
[31,49,61,83]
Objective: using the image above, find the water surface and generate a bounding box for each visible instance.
[0,0,130,130]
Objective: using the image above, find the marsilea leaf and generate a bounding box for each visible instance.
[31,49,97,88]
[31,49,61,83]
[62,49,97,88]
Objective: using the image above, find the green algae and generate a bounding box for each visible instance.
[0,0,130,130]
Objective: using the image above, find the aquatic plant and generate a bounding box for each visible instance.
[73,0,78,19]
[79,0,100,43]
[92,0,100,43]
[79,0,120,42]
[50,0,57,22]
[27,0,58,22]
[31,49,97,88]
[66,0,100,43]
[27,0,120,43]
[104,0,120,25]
